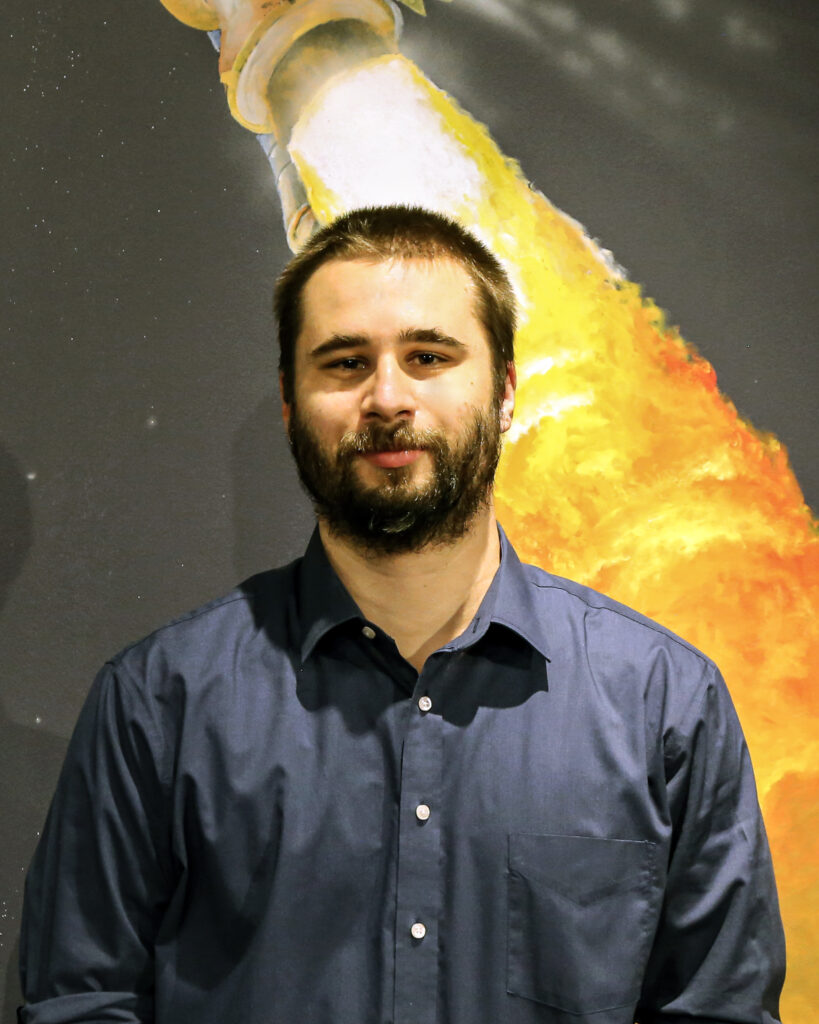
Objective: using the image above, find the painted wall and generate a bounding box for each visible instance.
[2,1,816,1019]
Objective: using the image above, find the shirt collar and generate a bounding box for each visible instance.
[449,524,551,661]
[297,528,365,663]
[296,524,551,664]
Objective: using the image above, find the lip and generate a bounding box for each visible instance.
[360,450,425,469]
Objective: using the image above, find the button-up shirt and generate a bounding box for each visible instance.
[20,527,785,1023]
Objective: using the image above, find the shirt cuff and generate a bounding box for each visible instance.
[18,990,151,1024]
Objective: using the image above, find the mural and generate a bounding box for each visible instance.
[161,0,818,1007]
[160,0,819,1014]
[3,0,814,1019]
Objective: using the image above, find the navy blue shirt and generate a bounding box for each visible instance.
[20,527,784,1023]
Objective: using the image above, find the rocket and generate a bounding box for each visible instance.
[159,0,449,247]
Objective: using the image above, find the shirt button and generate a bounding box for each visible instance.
[410,922,426,940]
[361,625,376,640]
[418,695,432,712]
[415,803,431,821]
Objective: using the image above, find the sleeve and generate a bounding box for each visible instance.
[636,662,786,1023]
[18,660,175,1024]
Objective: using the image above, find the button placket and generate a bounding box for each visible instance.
[394,678,443,1024]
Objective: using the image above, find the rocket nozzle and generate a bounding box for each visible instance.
[160,0,402,134]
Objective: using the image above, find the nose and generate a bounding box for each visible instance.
[359,355,416,423]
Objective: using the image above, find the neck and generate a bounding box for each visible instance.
[318,506,502,673]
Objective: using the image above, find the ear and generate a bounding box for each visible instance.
[279,372,291,434]
[499,361,516,434]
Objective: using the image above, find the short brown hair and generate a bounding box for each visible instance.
[274,205,517,405]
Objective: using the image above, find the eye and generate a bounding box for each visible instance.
[412,352,448,366]
[328,356,367,371]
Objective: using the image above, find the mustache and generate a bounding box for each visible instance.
[337,422,447,458]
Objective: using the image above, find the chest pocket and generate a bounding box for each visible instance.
[506,833,657,1015]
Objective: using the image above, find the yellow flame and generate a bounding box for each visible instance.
[289,53,819,1014]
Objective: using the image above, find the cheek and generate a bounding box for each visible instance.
[427,371,483,402]
[300,394,358,440]
[428,371,493,415]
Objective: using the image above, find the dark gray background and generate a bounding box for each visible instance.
[2,0,816,1016]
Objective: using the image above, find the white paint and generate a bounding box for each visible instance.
[290,58,485,216]
[505,392,595,444]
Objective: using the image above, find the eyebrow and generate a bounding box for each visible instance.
[307,328,468,362]
[399,328,468,351]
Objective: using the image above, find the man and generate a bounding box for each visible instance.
[20,206,784,1023]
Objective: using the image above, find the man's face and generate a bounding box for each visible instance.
[281,256,515,553]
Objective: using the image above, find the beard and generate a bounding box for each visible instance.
[287,401,503,555]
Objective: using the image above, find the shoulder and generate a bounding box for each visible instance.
[514,559,717,712]
[528,561,708,657]
[105,558,301,693]
[514,563,739,759]
[62,561,304,786]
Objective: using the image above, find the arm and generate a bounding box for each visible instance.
[636,663,786,1022]
[19,661,175,1024]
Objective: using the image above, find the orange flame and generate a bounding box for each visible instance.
[290,54,819,1015]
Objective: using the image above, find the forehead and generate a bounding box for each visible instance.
[297,256,482,339]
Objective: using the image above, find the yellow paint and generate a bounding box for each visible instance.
[157,0,220,32]
[291,54,819,1014]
